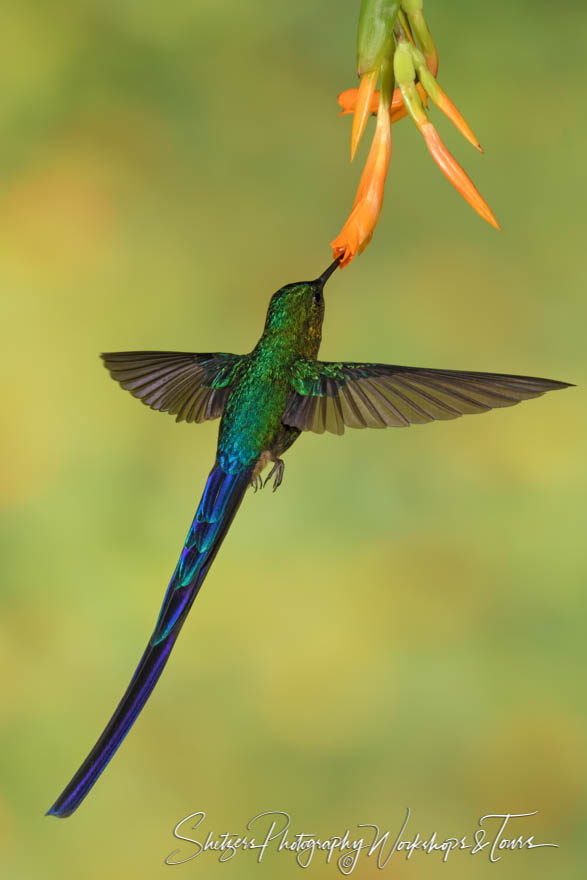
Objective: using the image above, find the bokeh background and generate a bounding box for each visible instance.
[1,1,585,877]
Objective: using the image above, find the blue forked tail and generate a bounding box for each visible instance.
[47,461,253,818]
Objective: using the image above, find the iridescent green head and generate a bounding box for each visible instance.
[261,258,340,357]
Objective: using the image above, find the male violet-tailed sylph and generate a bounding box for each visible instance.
[47,259,570,817]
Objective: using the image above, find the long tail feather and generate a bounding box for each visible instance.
[46,461,253,818]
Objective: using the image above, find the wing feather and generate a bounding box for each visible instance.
[284,359,571,435]
[101,351,241,423]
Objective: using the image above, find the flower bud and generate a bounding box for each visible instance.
[393,40,416,87]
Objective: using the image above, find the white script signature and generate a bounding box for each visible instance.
[164,809,558,873]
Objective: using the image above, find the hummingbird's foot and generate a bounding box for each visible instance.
[263,458,284,492]
[250,451,272,491]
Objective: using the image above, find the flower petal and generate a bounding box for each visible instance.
[332,106,392,266]
[351,70,379,161]
[417,65,482,151]
[421,122,500,229]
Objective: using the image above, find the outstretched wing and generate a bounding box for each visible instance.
[101,351,243,423]
[283,359,571,435]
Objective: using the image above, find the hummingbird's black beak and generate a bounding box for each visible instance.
[315,256,341,288]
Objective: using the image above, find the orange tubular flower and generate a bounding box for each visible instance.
[420,122,499,229]
[426,83,482,151]
[331,98,392,267]
[414,55,482,151]
[350,70,379,161]
[331,0,497,268]
[393,41,499,229]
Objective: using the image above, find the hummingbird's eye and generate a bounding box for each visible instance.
[312,289,323,306]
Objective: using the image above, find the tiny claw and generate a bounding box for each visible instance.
[263,459,285,492]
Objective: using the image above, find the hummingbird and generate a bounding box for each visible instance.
[47,258,570,817]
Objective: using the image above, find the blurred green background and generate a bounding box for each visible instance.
[1,0,585,877]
